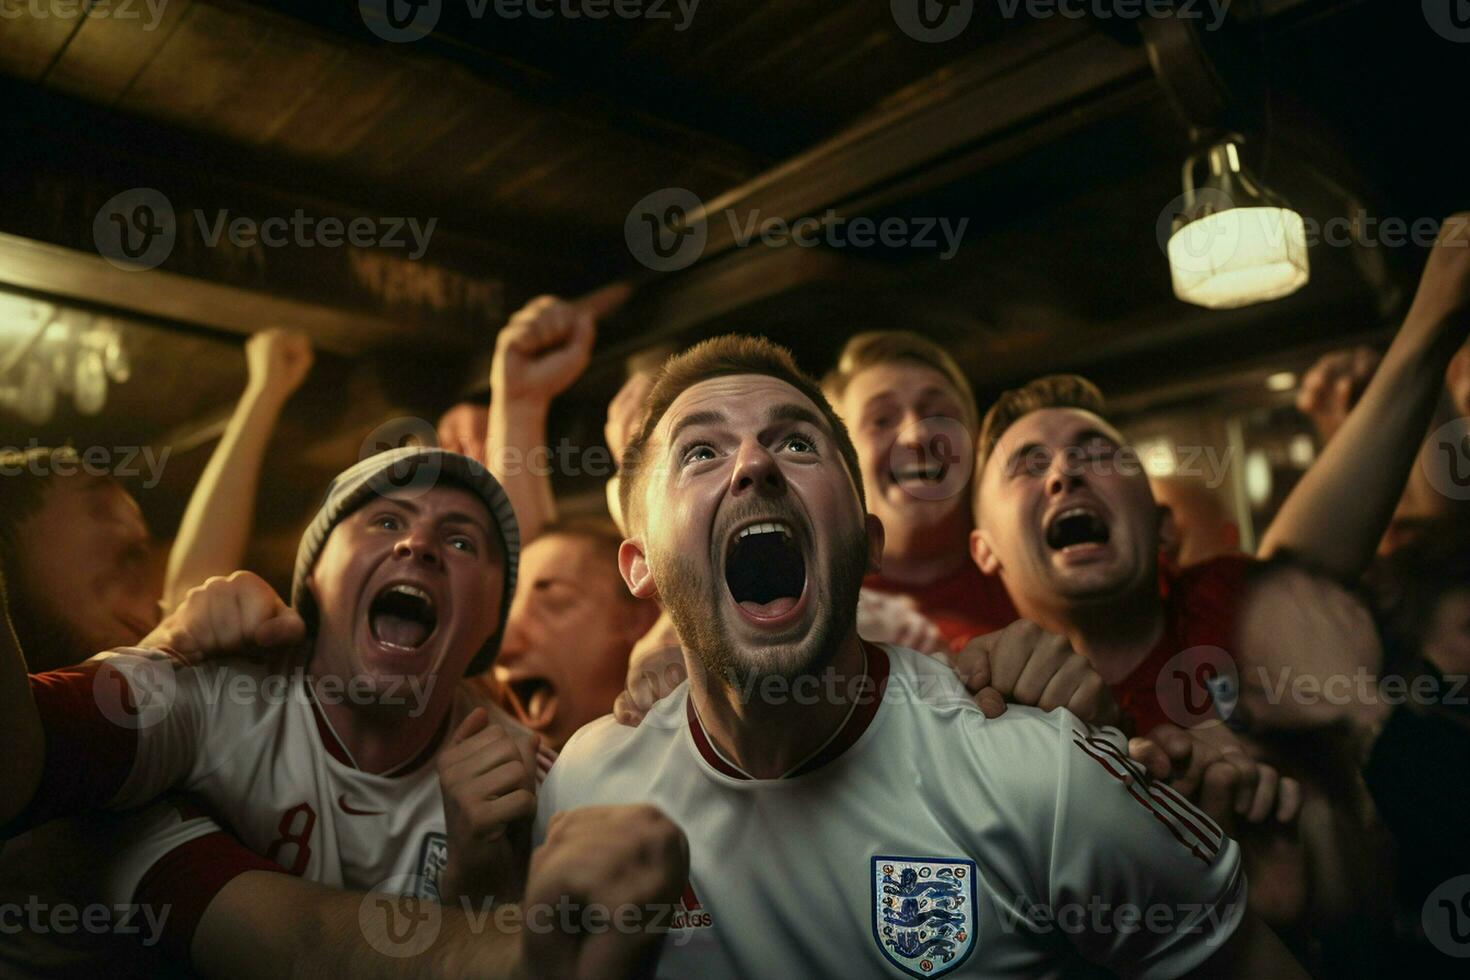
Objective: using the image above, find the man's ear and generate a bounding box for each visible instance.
[864,514,885,575]
[618,538,658,600]
[970,527,1000,575]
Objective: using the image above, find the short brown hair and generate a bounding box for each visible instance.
[822,331,978,429]
[973,375,1106,519]
[535,515,643,603]
[618,335,865,530]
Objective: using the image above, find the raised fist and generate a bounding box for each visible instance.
[492,284,630,406]
[1406,212,1470,338]
[245,329,314,403]
[1295,345,1381,445]
[140,570,304,664]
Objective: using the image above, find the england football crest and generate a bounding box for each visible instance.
[872,855,977,978]
[415,832,448,901]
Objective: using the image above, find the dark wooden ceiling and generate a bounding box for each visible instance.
[0,0,1463,586]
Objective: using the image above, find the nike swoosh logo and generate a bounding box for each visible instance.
[338,793,385,816]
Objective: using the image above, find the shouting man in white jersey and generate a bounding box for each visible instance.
[536,335,1307,979]
[2,447,687,978]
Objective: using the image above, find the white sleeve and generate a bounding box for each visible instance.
[91,798,226,907]
[531,732,581,847]
[102,653,218,809]
[1050,719,1246,979]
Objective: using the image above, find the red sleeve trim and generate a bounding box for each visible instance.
[133,830,280,963]
[4,660,138,835]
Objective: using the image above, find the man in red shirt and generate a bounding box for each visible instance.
[965,371,1392,932]
[823,332,1016,649]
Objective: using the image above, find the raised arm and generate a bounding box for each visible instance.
[165,330,313,610]
[487,285,629,543]
[1260,214,1470,581]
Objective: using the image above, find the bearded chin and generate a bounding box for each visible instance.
[653,519,869,695]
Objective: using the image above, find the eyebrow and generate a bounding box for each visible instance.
[1004,429,1119,471]
[1005,442,1043,472]
[668,409,728,444]
[440,512,493,535]
[1073,428,1119,447]
[767,402,829,432]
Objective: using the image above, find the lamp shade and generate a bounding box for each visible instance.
[1167,140,1310,310]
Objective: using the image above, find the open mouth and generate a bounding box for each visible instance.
[507,676,557,729]
[724,520,807,620]
[1045,506,1111,551]
[367,583,438,651]
[890,461,948,489]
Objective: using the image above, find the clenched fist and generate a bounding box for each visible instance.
[1407,212,1470,338]
[1295,346,1381,445]
[437,706,539,903]
[491,285,630,406]
[245,329,314,404]
[139,571,305,664]
[521,804,688,980]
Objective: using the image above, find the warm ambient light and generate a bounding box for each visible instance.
[0,289,130,424]
[1167,139,1310,310]
[1266,371,1297,392]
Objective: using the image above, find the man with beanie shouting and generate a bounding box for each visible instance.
[536,335,1306,978]
[1,447,688,978]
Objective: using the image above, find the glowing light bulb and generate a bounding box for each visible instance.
[1166,138,1310,310]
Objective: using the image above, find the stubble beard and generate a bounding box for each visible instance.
[653,517,870,697]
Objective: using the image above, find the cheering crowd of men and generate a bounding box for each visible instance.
[0,214,1467,977]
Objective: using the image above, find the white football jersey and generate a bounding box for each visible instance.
[4,652,522,977]
[100,651,520,896]
[536,644,1244,980]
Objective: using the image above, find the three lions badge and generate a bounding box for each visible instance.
[872,856,977,977]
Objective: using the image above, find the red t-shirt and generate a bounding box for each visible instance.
[1108,554,1255,736]
[863,560,1018,650]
